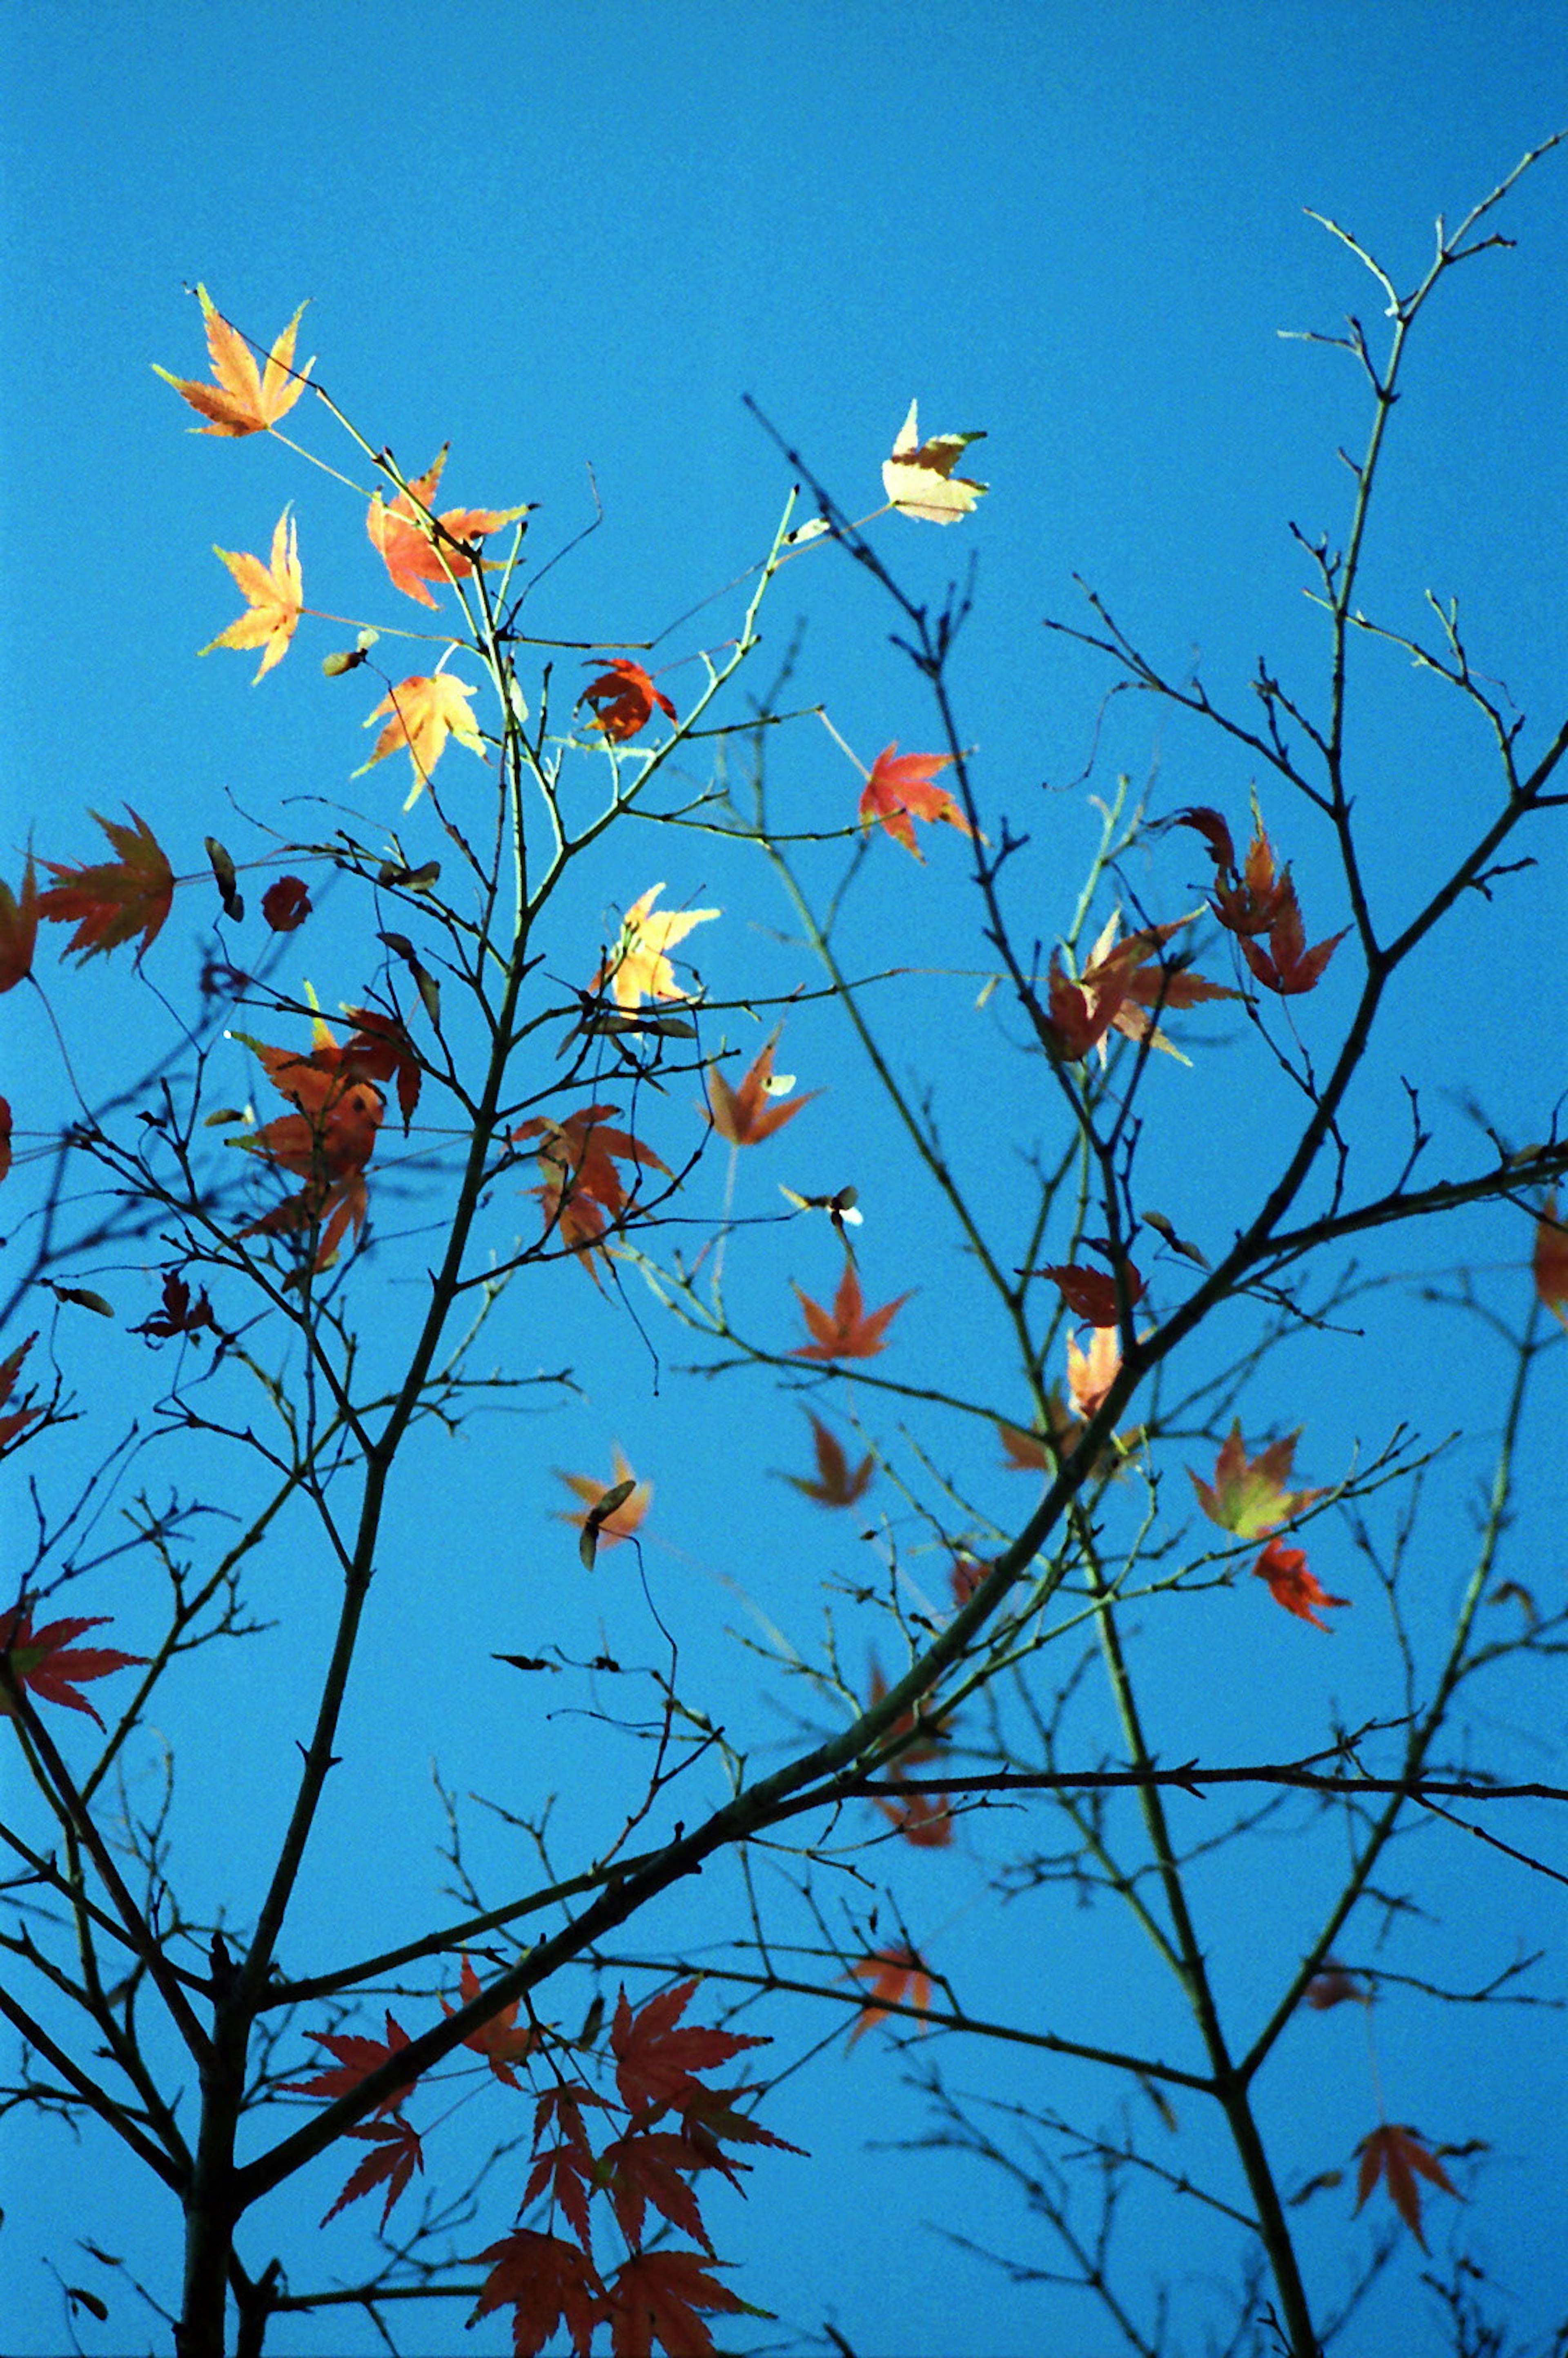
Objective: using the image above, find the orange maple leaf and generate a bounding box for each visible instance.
[1532,1194,1568,1329]
[1065,1322,1121,1418]
[357,674,484,804]
[0,1604,145,1728]
[792,1262,911,1359]
[1354,2122,1458,2250]
[555,1448,652,1552]
[581,658,678,742]
[1189,1422,1326,1540]
[517,1103,668,1283]
[593,884,720,1010]
[1037,913,1241,1064]
[605,2248,744,2358]
[882,398,988,524]
[706,1029,816,1146]
[38,809,174,962]
[849,1946,934,2044]
[441,1957,544,2088]
[366,446,530,607]
[200,508,302,681]
[470,2228,604,2358]
[154,286,311,437]
[1253,1538,1349,1631]
[858,742,973,860]
[232,1022,386,1269]
[1176,804,1298,939]
[784,1413,875,1507]
[0,860,39,992]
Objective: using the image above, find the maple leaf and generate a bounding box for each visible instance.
[366,446,530,607]
[610,1980,766,2121]
[518,1103,668,1284]
[38,809,175,963]
[322,2116,424,2229]
[793,1263,911,1360]
[131,1270,223,1345]
[555,1448,652,1556]
[0,1335,42,1449]
[357,674,484,804]
[1177,805,1299,939]
[1253,1539,1350,1632]
[581,658,678,742]
[232,1023,386,1270]
[1241,887,1348,996]
[340,1009,422,1130]
[785,1413,875,1507]
[200,508,302,681]
[605,2248,745,2358]
[0,1605,145,1728]
[592,884,720,1010]
[1532,1194,1568,1329]
[470,2228,604,2358]
[1042,1259,1145,1328]
[601,2128,715,2253]
[858,742,973,860]
[0,859,38,991]
[1354,2122,1458,2250]
[1189,1422,1327,1540]
[440,1957,544,2088]
[882,397,988,524]
[1065,1322,1121,1418]
[849,1946,934,2044]
[287,2011,418,2115]
[706,1029,817,1145]
[1036,913,1239,1064]
[1304,1961,1368,2010]
[261,875,312,932]
[876,1789,954,1847]
[154,286,311,437]
[1172,804,1238,872]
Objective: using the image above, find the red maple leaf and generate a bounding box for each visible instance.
[610,1981,767,2121]
[600,2128,715,2253]
[470,2228,604,2358]
[287,2011,418,2116]
[1035,914,1239,1063]
[604,2249,745,2358]
[1241,886,1347,996]
[38,810,175,963]
[1532,1194,1568,1328]
[858,742,973,860]
[706,1029,816,1146]
[367,446,530,607]
[849,1946,934,2044]
[1253,1539,1349,1632]
[792,1263,911,1359]
[131,1270,223,1345]
[581,658,678,742]
[321,2115,424,2229]
[0,860,38,992]
[340,1009,423,1130]
[440,1957,545,2088]
[0,1334,43,1449]
[1354,2122,1459,2250]
[784,1413,875,1507]
[1042,1259,1145,1328]
[0,1605,145,1728]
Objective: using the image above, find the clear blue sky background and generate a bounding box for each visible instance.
[3,5,1566,2354]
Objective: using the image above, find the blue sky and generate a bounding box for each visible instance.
[3,5,1567,2354]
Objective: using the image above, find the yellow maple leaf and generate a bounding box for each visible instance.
[593,884,719,1009]
[199,508,302,682]
[154,285,311,437]
[356,675,484,807]
[881,398,988,524]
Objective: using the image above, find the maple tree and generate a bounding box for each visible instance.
[5,143,1568,2358]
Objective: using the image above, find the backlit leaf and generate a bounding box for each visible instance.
[882,398,988,524]
[199,508,302,680]
[154,286,311,437]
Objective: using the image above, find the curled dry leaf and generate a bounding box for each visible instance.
[882,398,988,524]
[581,658,678,742]
[1253,1538,1349,1632]
[261,876,312,933]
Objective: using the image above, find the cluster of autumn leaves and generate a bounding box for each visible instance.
[4,287,1567,2323]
